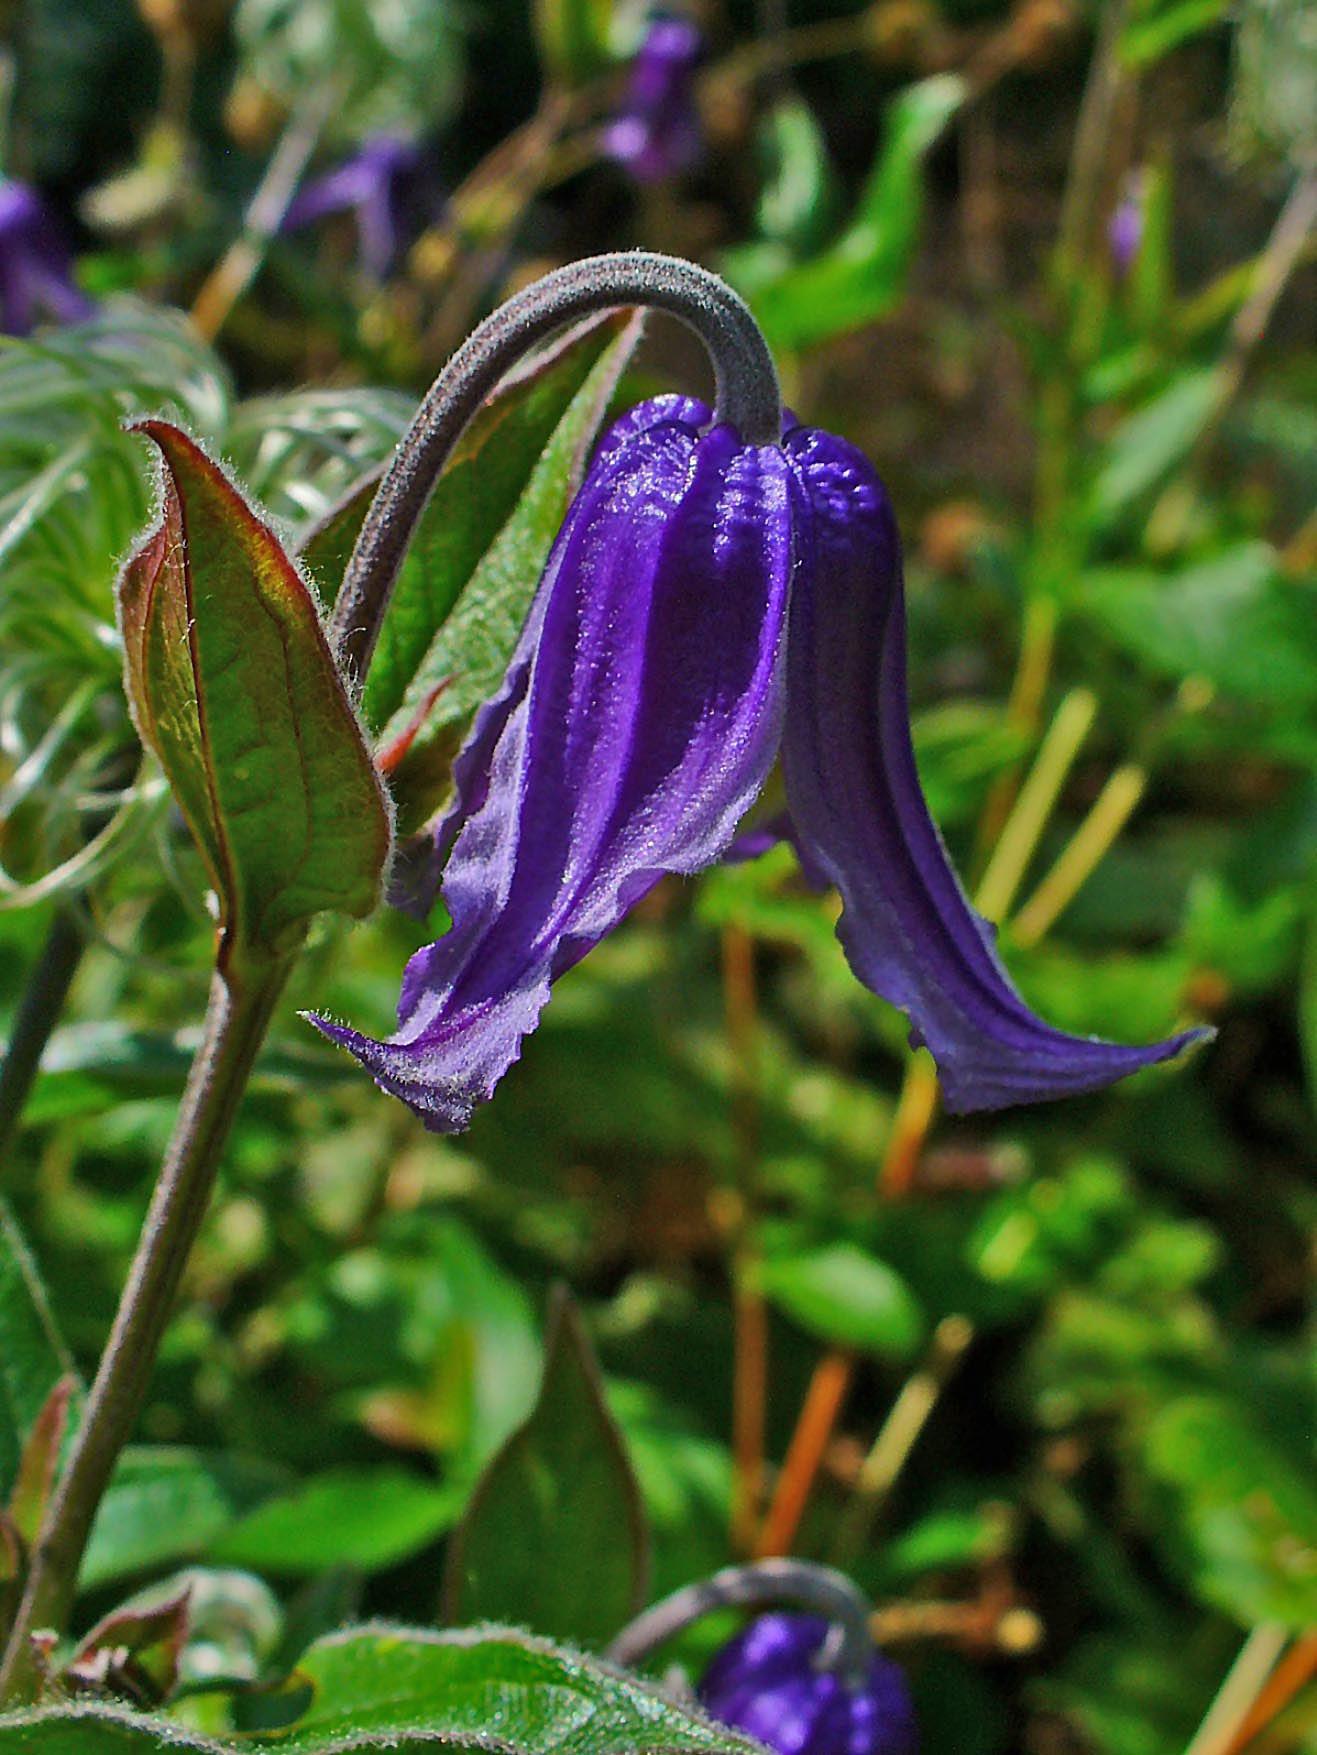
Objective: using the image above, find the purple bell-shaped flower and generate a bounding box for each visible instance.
[312,254,1209,1131]
[284,133,429,279]
[0,179,94,336]
[699,1613,918,1755]
[315,387,1207,1132]
[604,16,704,183]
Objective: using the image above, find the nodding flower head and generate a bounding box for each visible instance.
[604,16,704,183]
[0,179,94,336]
[284,133,430,279]
[313,391,1208,1132]
[699,1613,918,1755]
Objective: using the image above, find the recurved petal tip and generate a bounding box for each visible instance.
[782,424,1210,1114]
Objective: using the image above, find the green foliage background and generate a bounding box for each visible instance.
[0,0,1313,1748]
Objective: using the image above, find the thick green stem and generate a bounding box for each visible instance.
[0,911,84,1176]
[0,949,291,1701]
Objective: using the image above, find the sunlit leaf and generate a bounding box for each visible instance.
[727,76,965,349]
[251,1624,767,1752]
[118,423,392,959]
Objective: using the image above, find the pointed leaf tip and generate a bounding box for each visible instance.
[442,1286,650,1646]
[118,421,392,959]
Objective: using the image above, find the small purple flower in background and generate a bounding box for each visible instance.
[0,179,94,335]
[1108,171,1145,277]
[604,16,704,183]
[284,134,429,279]
[699,1614,918,1755]
[314,394,1208,1132]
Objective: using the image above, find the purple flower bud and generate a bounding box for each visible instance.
[699,1614,918,1755]
[604,16,704,184]
[0,179,95,336]
[284,133,430,279]
[313,396,1208,1130]
[1108,172,1145,277]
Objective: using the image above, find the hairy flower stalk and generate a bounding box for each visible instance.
[316,252,1208,1126]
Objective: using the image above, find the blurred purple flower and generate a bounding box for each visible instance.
[604,16,704,183]
[284,134,429,279]
[1108,172,1145,277]
[313,395,1208,1131]
[0,179,94,336]
[699,1614,918,1755]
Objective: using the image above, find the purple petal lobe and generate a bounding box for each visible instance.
[396,395,714,924]
[699,1613,918,1755]
[780,425,1209,1112]
[315,399,792,1129]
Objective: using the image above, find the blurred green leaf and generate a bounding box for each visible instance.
[1087,369,1219,524]
[251,1624,767,1752]
[234,0,462,140]
[608,1381,732,1600]
[0,1203,76,1501]
[24,1022,350,1126]
[753,97,839,253]
[756,1243,924,1360]
[119,422,391,958]
[443,1289,649,1645]
[1140,1395,1317,1626]
[81,1448,289,1592]
[1077,542,1317,709]
[213,1467,463,1576]
[728,75,964,350]
[1122,0,1231,67]
[534,0,616,83]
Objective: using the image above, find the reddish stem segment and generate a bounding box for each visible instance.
[756,1350,856,1558]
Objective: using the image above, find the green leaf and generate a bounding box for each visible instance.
[1076,543,1317,710]
[0,1201,76,1501]
[442,1290,649,1647]
[756,1243,925,1359]
[212,1467,463,1576]
[1139,1395,1317,1627]
[362,313,639,735]
[533,0,616,84]
[371,313,644,833]
[253,1624,767,1752]
[1087,368,1219,524]
[117,422,392,958]
[80,1447,289,1592]
[1121,0,1231,65]
[296,468,384,609]
[0,1706,232,1752]
[728,76,964,349]
[752,97,839,253]
[24,1021,351,1126]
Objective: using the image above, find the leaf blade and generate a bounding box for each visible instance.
[442,1291,649,1647]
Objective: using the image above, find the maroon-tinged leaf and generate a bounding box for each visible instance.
[7,1376,75,1547]
[117,424,392,960]
[64,1584,192,1707]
